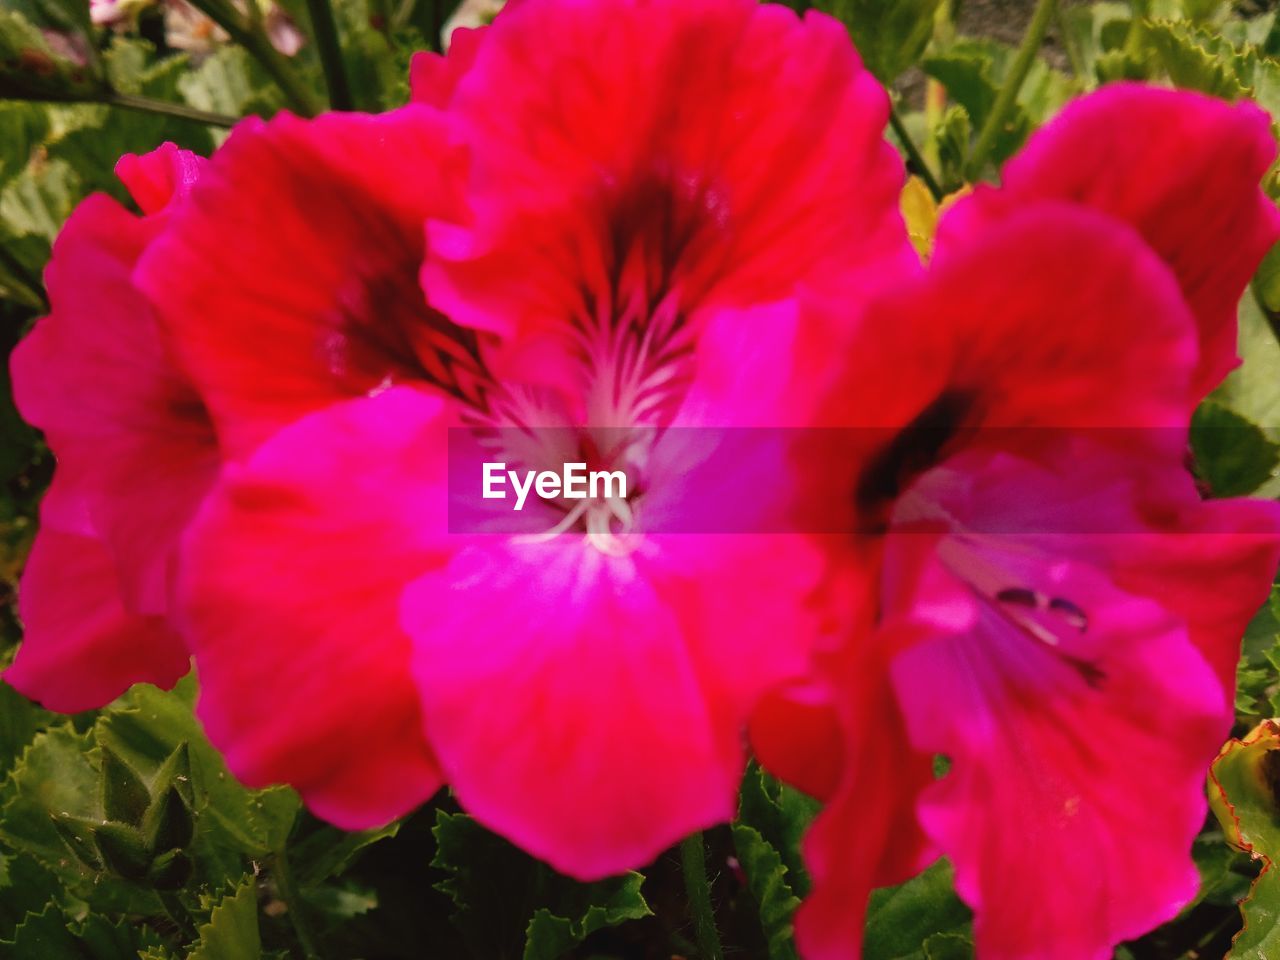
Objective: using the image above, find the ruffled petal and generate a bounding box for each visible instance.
[177,387,447,828]
[6,525,188,712]
[794,206,1200,546]
[938,84,1280,398]
[403,530,821,879]
[115,141,205,215]
[11,171,218,619]
[425,0,913,375]
[890,577,1219,959]
[880,450,1236,960]
[1109,494,1280,692]
[791,640,936,960]
[408,26,486,107]
[136,108,470,459]
[815,204,1198,432]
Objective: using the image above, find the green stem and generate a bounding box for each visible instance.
[185,0,322,115]
[889,105,944,202]
[679,833,723,960]
[274,844,323,960]
[304,0,354,110]
[965,0,1057,180]
[106,91,239,127]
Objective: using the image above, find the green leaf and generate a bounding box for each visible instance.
[0,681,54,779]
[189,879,262,960]
[1189,832,1255,912]
[0,103,50,188]
[923,39,1074,168]
[731,824,800,960]
[143,786,194,855]
[333,0,405,111]
[1059,2,1138,87]
[100,746,151,827]
[738,762,819,897]
[932,103,972,192]
[178,45,283,123]
[1137,17,1280,119]
[1208,720,1280,957]
[290,820,401,887]
[48,812,104,870]
[811,0,941,82]
[1140,18,1251,98]
[0,151,75,305]
[1220,10,1280,56]
[0,154,77,243]
[151,742,194,809]
[1216,294,1280,442]
[433,811,651,960]
[4,901,166,959]
[1256,241,1280,316]
[1237,588,1280,719]
[923,932,974,960]
[0,723,99,880]
[5,902,84,959]
[145,849,194,890]
[0,855,63,940]
[72,913,167,958]
[1191,400,1280,496]
[95,679,301,871]
[94,822,152,880]
[522,873,650,960]
[864,859,972,960]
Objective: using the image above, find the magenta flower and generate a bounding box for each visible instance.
[6,144,211,712]
[127,0,913,872]
[752,87,1280,960]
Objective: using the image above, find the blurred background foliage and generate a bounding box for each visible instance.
[1,0,1280,957]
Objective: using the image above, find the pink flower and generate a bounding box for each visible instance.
[6,144,211,711]
[753,88,1280,960]
[134,0,913,871]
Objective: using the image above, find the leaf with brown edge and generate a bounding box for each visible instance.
[1208,719,1280,957]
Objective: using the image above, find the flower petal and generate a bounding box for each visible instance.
[114,141,205,215]
[6,525,188,712]
[177,387,448,827]
[408,26,486,107]
[813,204,1198,432]
[11,183,218,618]
[938,84,1280,398]
[403,531,821,879]
[882,451,1233,960]
[425,0,913,365]
[137,108,469,459]
[791,642,936,960]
